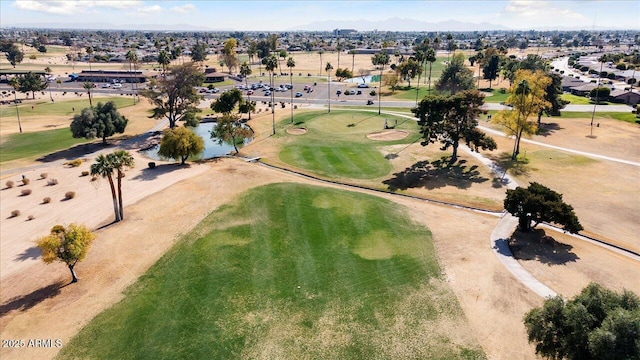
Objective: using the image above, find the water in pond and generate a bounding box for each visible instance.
[344,74,380,83]
[142,122,252,161]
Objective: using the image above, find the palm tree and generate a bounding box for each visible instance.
[372,52,389,115]
[8,77,22,133]
[317,50,324,76]
[325,62,333,113]
[240,62,252,119]
[349,49,357,74]
[287,57,296,123]
[425,48,436,91]
[475,50,484,88]
[111,150,135,221]
[263,55,278,135]
[86,46,93,71]
[125,49,138,104]
[414,50,425,104]
[83,82,94,107]
[90,154,120,222]
[158,50,170,74]
[336,43,343,69]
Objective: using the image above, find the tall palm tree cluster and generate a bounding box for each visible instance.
[90,150,135,223]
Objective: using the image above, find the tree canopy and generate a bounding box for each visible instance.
[15,71,48,99]
[190,42,208,63]
[37,224,96,283]
[4,44,24,68]
[210,113,253,154]
[412,90,496,163]
[141,62,204,129]
[70,101,128,144]
[482,54,501,88]
[436,52,475,95]
[504,182,583,233]
[158,127,204,165]
[524,283,640,360]
[211,88,244,114]
[493,69,551,159]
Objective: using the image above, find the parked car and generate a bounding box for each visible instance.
[357,83,369,88]
[264,91,271,96]
[357,90,362,95]
[366,99,374,105]
[295,92,303,97]
[102,83,110,88]
[303,85,311,91]
[247,90,254,95]
[347,89,356,95]
[336,90,342,95]
[113,83,122,89]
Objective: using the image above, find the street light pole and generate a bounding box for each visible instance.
[590,56,605,137]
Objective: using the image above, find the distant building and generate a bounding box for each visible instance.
[609,89,640,105]
[333,29,357,36]
[204,70,225,83]
[76,70,146,83]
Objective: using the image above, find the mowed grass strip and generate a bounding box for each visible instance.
[280,111,420,179]
[0,96,133,118]
[0,127,88,163]
[58,183,485,360]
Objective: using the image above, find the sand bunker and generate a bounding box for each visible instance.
[366,130,409,141]
[286,128,308,135]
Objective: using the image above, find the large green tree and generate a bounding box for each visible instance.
[210,113,253,154]
[524,283,639,360]
[37,224,96,283]
[397,57,422,88]
[158,127,204,165]
[436,52,475,95]
[190,42,208,63]
[538,72,568,125]
[211,88,244,114]
[504,182,583,233]
[412,90,496,163]
[141,62,204,129]
[5,44,24,68]
[482,54,501,89]
[239,61,253,119]
[158,50,171,74]
[16,71,48,99]
[70,101,128,144]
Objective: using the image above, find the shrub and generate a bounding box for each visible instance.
[607,72,616,80]
[81,171,89,176]
[615,63,627,70]
[22,178,30,185]
[66,159,83,167]
[10,210,20,217]
[370,90,376,96]
[43,197,51,204]
[499,88,506,94]
[40,173,48,179]
[47,178,59,186]
[27,215,34,221]
[21,189,32,196]
[65,191,76,200]
[148,162,156,169]
[628,78,637,85]
[90,176,97,182]
[5,180,14,188]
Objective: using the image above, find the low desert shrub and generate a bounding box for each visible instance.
[43,197,51,204]
[66,159,83,167]
[10,210,20,217]
[22,178,30,185]
[47,178,59,186]
[21,189,32,196]
[81,171,89,176]
[64,191,76,200]
[40,173,48,179]
[90,176,97,182]
[27,215,34,221]
[5,180,14,188]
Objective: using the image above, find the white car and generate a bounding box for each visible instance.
[357,83,369,88]
[113,83,122,89]
[102,83,111,88]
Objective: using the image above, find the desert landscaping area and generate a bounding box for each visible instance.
[1,3,640,359]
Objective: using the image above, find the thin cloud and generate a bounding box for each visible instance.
[504,0,584,19]
[170,3,195,13]
[13,0,141,15]
[137,4,162,14]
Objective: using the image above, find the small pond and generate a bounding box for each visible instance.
[142,122,252,161]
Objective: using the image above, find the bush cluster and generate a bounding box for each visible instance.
[65,191,76,200]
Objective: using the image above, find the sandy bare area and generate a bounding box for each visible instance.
[286,127,307,135]
[366,129,409,141]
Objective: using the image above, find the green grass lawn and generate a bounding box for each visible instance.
[279,111,420,179]
[0,127,89,163]
[558,111,637,123]
[58,183,484,359]
[560,93,591,105]
[0,96,134,119]
[481,88,510,103]
[385,56,447,100]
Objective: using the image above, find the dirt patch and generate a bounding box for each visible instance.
[286,127,307,135]
[366,130,409,141]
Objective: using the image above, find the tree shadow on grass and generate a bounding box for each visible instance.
[536,122,563,137]
[509,228,579,266]
[487,152,532,177]
[0,282,67,316]
[14,246,41,261]
[383,157,489,191]
[36,142,113,163]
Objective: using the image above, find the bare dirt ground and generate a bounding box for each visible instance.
[366,129,409,141]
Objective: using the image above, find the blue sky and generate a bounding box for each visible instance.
[1,0,638,30]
